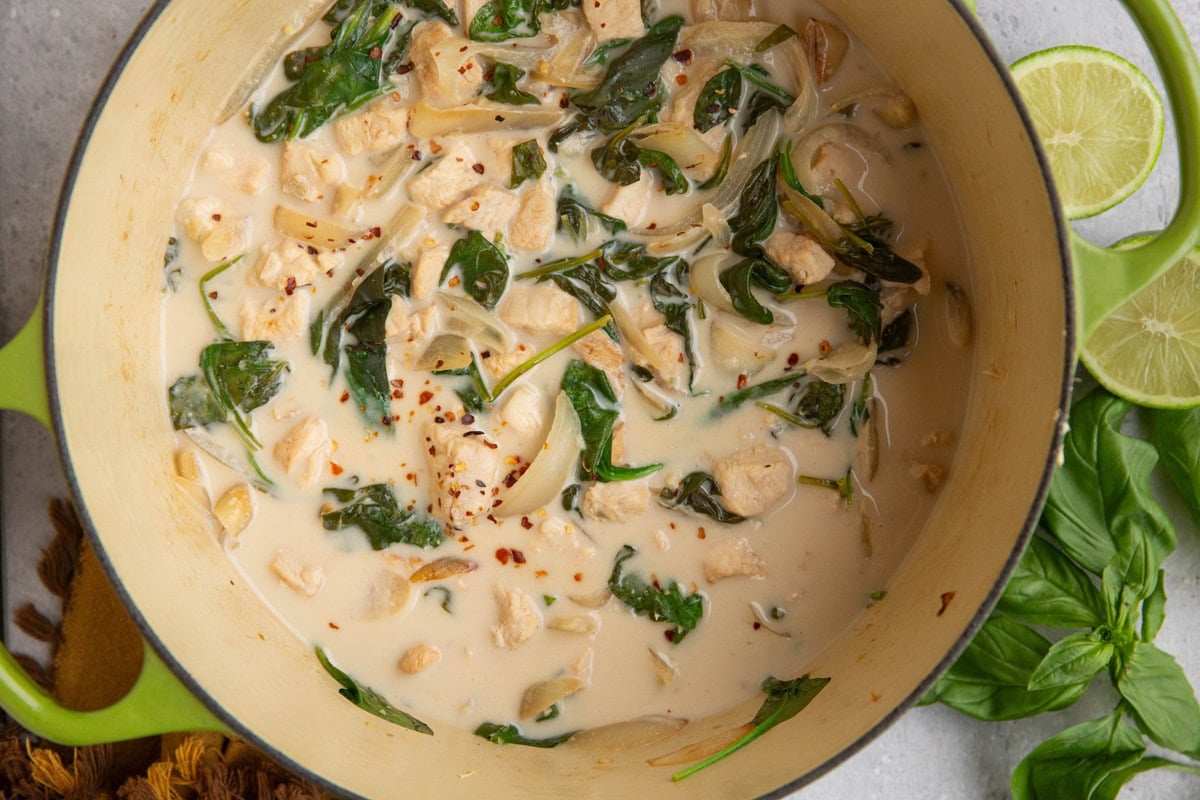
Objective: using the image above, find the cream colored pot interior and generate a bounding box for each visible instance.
[49,0,1068,796]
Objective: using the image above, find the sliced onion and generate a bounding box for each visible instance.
[548,613,600,634]
[632,124,718,176]
[709,313,793,375]
[365,147,420,200]
[567,716,688,751]
[790,123,886,197]
[436,292,517,353]
[649,648,679,686]
[678,21,781,62]
[520,676,583,719]
[183,429,270,491]
[530,11,603,89]
[568,586,613,609]
[498,392,582,517]
[274,206,363,250]
[700,203,732,248]
[632,377,679,420]
[780,184,843,248]
[690,252,738,314]
[646,724,755,767]
[414,334,473,372]
[804,340,878,384]
[409,557,478,583]
[409,102,564,138]
[360,203,428,269]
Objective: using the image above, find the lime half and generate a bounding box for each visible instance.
[1082,240,1200,408]
[1011,46,1164,220]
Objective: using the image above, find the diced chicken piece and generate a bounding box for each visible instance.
[492,586,542,649]
[499,283,580,336]
[601,173,653,227]
[534,517,596,559]
[213,484,255,538]
[573,330,625,396]
[334,98,409,156]
[441,184,521,239]
[202,147,269,195]
[176,197,250,263]
[509,180,557,252]
[764,230,836,286]
[406,143,484,210]
[424,421,502,527]
[199,218,251,263]
[254,239,342,290]
[411,239,449,301]
[482,344,534,379]
[273,416,333,488]
[240,291,311,345]
[702,536,767,583]
[583,0,645,42]
[610,421,626,464]
[482,137,523,187]
[711,444,794,517]
[581,481,650,523]
[385,300,440,373]
[398,643,441,674]
[651,528,670,551]
[410,21,485,108]
[500,383,543,434]
[281,142,343,203]
[270,553,324,597]
[636,324,685,390]
[177,197,225,241]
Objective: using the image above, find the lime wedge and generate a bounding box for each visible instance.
[1081,238,1200,408]
[1011,46,1164,219]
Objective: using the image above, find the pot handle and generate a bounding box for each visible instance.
[0,306,230,742]
[1070,0,1200,346]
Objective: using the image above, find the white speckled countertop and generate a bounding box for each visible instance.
[2,0,1198,796]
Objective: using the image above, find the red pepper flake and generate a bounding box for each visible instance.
[674,74,688,86]
[647,222,658,230]
[535,569,548,578]
[328,622,340,630]
[472,163,485,174]
[433,416,445,424]
[212,213,222,222]
[412,149,422,161]
[736,374,748,389]
[937,591,956,617]
[392,389,404,399]
[494,114,506,122]
[698,526,706,540]
[395,62,414,75]
[339,390,350,403]
[672,48,693,64]
[207,291,218,300]
[511,549,526,564]
[819,339,832,355]
[664,630,676,643]
[418,390,434,405]
[305,220,318,228]
[559,93,570,109]
[787,352,800,368]
[495,548,511,565]
[573,572,583,582]
[391,378,405,388]
[369,45,382,59]
[752,622,762,630]
[462,413,475,425]
[520,516,533,530]
[330,462,344,476]
[284,276,297,296]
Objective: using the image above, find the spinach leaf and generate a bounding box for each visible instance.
[672,675,830,781]
[486,62,540,105]
[556,188,628,241]
[649,260,697,389]
[1042,390,1175,595]
[995,535,1107,629]
[833,216,924,284]
[554,15,683,143]
[591,127,689,194]
[561,360,663,481]
[919,615,1088,721]
[728,157,778,258]
[1146,406,1200,528]
[168,375,226,431]
[252,2,411,142]
[547,264,619,339]
[1026,630,1114,692]
[199,341,289,448]
[510,139,548,188]
[698,133,733,190]
[405,0,458,24]
[441,230,510,310]
[1115,642,1200,756]
[601,241,680,280]
[344,344,394,427]
[586,38,631,65]
[789,379,846,435]
[876,308,913,366]
[469,0,541,42]
[474,722,578,747]
[607,544,703,642]
[315,647,434,734]
[743,90,790,129]
[726,62,795,107]
[715,374,801,413]
[636,148,689,194]
[826,281,882,344]
[659,471,745,524]
[1010,710,1145,800]
[162,237,182,292]
[435,356,490,413]
[322,483,446,550]
[719,257,790,324]
[693,67,742,132]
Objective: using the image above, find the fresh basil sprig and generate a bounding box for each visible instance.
[1145,406,1200,528]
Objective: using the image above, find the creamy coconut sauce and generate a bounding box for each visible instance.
[162,0,973,740]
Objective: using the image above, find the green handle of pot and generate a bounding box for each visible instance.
[1071,0,1200,347]
[0,299,52,429]
[0,304,229,742]
[0,641,227,745]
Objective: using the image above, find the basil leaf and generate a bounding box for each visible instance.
[826,281,882,344]
[919,615,1088,721]
[719,257,789,324]
[995,535,1107,629]
[469,0,542,42]
[323,483,446,550]
[1141,569,1166,642]
[693,67,742,132]
[1026,630,1114,692]
[252,2,411,141]
[607,544,703,642]
[1146,406,1200,528]
[441,230,510,309]
[1094,756,1200,800]
[1116,641,1200,756]
[1042,390,1174,583]
[510,139,548,188]
[561,360,662,481]
[315,647,434,734]
[486,62,540,105]
[474,722,578,747]
[728,157,778,258]
[1010,710,1144,800]
[659,471,746,524]
[556,188,628,241]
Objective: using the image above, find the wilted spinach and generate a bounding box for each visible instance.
[728,157,779,258]
[546,264,619,339]
[322,483,446,550]
[693,67,742,132]
[252,1,412,142]
[826,281,882,344]
[556,188,628,241]
[486,62,540,105]
[719,257,791,324]
[759,379,846,435]
[561,360,662,481]
[441,231,510,309]
[659,471,745,524]
[315,647,433,734]
[607,544,703,642]
[876,309,913,366]
[715,373,801,414]
[833,215,924,284]
[469,0,542,42]
[510,139,548,187]
[474,722,578,748]
[168,341,288,449]
[649,260,697,389]
[591,123,689,194]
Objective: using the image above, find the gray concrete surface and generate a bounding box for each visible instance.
[1,0,1198,796]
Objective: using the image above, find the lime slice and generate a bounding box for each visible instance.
[1081,238,1200,408]
[1011,46,1164,219]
